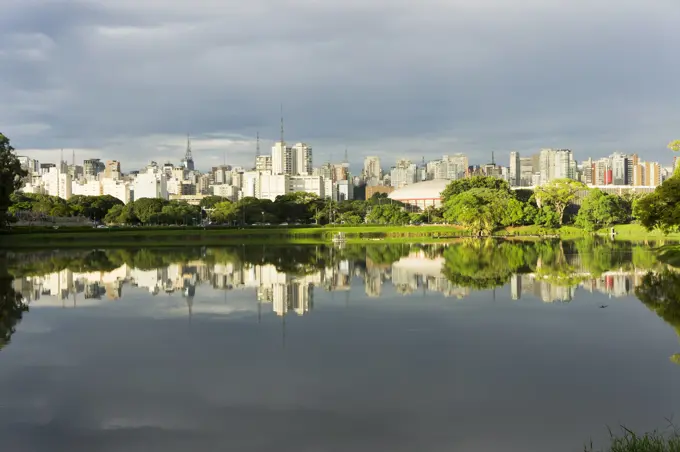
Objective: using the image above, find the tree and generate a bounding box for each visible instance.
[211,201,238,224]
[574,189,625,232]
[633,176,680,233]
[199,196,229,209]
[670,140,680,174]
[132,198,167,224]
[533,179,586,225]
[441,176,511,202]
[443,188,514,235]
[68,195,123,222]
[0,133,28,227]
[366,204,410,225]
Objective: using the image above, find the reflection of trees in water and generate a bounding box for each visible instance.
[439,238,663,291]
[441,239,549,290]
[0,274,28,350]
[635,269,680,364]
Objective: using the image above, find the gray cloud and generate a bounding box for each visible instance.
[1,0,678,172]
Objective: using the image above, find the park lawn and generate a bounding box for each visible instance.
[599,224,680,240]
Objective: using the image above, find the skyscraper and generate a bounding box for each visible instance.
[182,135,195,172]
[509,151,520,186]
[292,142,312,175]
[363,156,382,184]
[272,141,292,175]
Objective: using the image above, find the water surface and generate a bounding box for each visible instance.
[1,240,680,451]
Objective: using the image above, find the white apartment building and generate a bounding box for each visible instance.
[272,142,293,175]
[292,142,313,175]
[44,167,72,200]
[260,174,289,201]
[133,166,168,200]
[363,156,382,185]
[102,178,131,203]
[509,151,520,186]
[390,159,417,189]
[290,175,324,197]
[212,184,240,202]
[72,180,103,197]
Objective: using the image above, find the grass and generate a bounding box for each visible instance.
[585,426,680,452]
[1,223,678,249]
[0,224,471,249]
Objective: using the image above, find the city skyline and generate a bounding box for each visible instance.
[1,1,678,172]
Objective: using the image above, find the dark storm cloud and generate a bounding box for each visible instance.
[0,0,678,170]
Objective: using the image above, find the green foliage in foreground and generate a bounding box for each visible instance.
[586,426,680,452]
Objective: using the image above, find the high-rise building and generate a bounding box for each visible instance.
[390,159,417,189]
[292,143,312,175]
[519,157,534,186]
[363,156,382,184]
[610,153,628,185]
[272,141,293,175]
[255,155,272,172]
[84,158,104,178]
[104,160,121,180]
[509,151,520,186]
[182,135,195,172]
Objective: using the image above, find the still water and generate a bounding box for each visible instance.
[1,240,680,451]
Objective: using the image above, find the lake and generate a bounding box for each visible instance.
[1,239,680,451]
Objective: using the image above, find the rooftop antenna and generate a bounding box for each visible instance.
[256,130,260,157]
[280,104,284,145]
[72,149,75,166]
[343,147,349,164]
[185,133,193,161]
[60,148,64,164]
[491,151,495,166]
[422,155,425,166]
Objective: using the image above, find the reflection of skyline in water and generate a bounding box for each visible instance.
[12,248,654,318]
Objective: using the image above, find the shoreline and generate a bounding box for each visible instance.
[1,224,679,249]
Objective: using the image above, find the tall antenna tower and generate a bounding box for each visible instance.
[491,151,495,166]
[185,133,193,161]
[72,149,75,165]
[343,147,349,164]
[60,148,64,163]
[256,131,260,157]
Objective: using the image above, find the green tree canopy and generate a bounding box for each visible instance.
[199,195,229,209]
[533,179,586,225]
[0,133,28,227]
[211,201,239,224]
[575,189,625,232]
[633,176,680,234]
[441,176,511,203]
[443,188,517,235]
[366,204,410,225]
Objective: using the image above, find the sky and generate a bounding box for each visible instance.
[1,0,678,173]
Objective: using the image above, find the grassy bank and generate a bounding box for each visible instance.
[1,223,678,249]
[585,427,680,451]
[0,224,471,249]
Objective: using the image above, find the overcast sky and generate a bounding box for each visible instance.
[1,0,678,173]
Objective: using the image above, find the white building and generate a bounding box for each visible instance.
[212,184,240,202]
[335,180,353,202]
[133,166,168,200]
[272,141,293,175]
[363,156,382,185]
[390,159,417,189]
[290,175,324,198]
[260,174,289,201]
[509,151,520,186]
[72,180,103,197]
[102,179,131,203]
[292,142,313,175]
[44,167,72,200]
